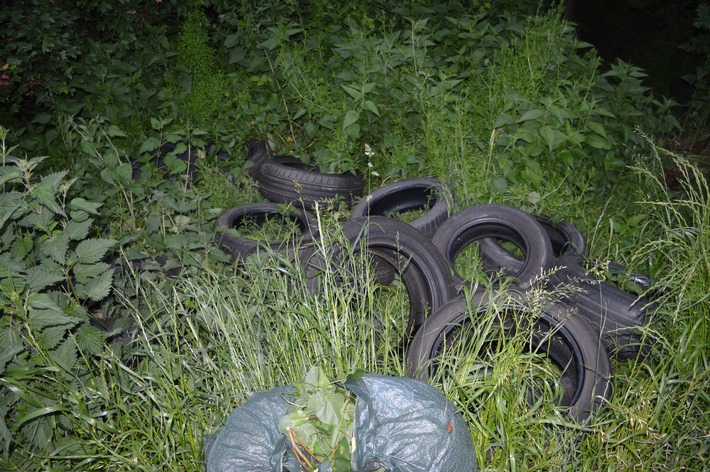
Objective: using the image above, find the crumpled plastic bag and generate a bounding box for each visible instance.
[204,374,477,471]
[346,373,477,472]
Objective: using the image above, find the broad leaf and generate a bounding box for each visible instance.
[0,327,25,374]
[65,218,93,241]
[50,339,77,372]
[517,109,545,123]
[27,294,64,315]
[69,198,103,215]
[73,262,111,284]
[75,324,104,356]
[39,325,71,350]
[0,191,25,228]
[106,124,127,138]
[75,269,113,302]
[139,137,161,155]
[342,110,360,131]
[26,266,64,292]
[72,238,117,264]
[35,172,68,215]
[40,233,69,265]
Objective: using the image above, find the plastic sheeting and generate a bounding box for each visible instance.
[205,374,477,471]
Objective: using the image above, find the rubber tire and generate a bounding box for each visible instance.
[407,288,612,422]
[244,139,273,178]
[255,155,365,210]
[479,217,587,273]
[215,203,318,263]
[299,216,457,335]
[550,255,655,361]
[350,177,452,238]
[432,204,554,290]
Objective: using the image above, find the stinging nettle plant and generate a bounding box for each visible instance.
[0,127,117,455]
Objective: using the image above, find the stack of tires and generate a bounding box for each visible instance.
[215,141,657,422]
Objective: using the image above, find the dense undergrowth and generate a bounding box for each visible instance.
[1,0,708,470]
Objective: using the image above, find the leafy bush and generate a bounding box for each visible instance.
[0,126,121,460]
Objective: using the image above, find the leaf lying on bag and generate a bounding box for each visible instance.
[278,366,355,471]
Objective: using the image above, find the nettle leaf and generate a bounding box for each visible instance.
[73,262,111,284]
[114,163,133,183]
[342,110,360,131]
[39,325,70,350]
[26,266,64,292]
[27,294,64,315]
[28,310,78,349]
[40,232,70,265]
[0,167,23,186]
[106,124,127,138]
[75,269,113,302]
[0,327,25,374]
[518,109,545,123]
[0,252,26,279]
[0,191,25,228]
[539,126,566,152]
[34,171,68,215]
[75,324,104,356]
[69,198,102,215]
[51,338,77,372]
[587,121,608,138]
[64,218,93,241]
[72,238,117,265]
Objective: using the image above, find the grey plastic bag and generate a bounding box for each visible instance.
[204,386,299,471]
[205,374,477,471]
[346,374,477,472]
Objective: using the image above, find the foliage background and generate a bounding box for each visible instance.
[0,0,708,470]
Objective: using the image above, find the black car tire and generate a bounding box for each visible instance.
[550,255,656,361]
[299,216,456,336]
[244,139,273,178]
[432,204,554,289]
[255,156,365,209]
[407,288,612,421]
[215,203,318,263]
[350,177,452,238]
[479,217,587,273]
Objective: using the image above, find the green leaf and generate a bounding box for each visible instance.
[311,391,346,426]
[15,404,70,429]
[539,126,566,153]
[106,125,127,138]
[363,100,380,117]
[73,262,111,284]
[51,338,77,372]
[342,110,360,131]
[72,238,117,264]
[0,168,23,186]
[39,325,71,350]
[0,327,25,374]
[65,218,93,241]
[517,109,545,123]
[587,121,607,138]
[341,85,362,101]
[493,113,514,128]
[75,269,113,302]
[587,133,612,150]
[139,137,161,155]
[0,191,25,229]
[40,233,69,265]
[69,198,102,215]
[113,162,133,183]
[34,172,67,216]
[75,324,104,356]
[26,266,64,292]
[27,295,64,315]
